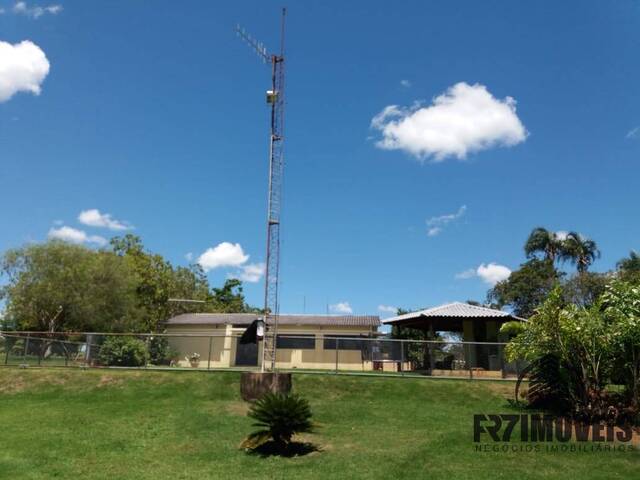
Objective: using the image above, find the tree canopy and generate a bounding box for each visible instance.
[0,236,258,333]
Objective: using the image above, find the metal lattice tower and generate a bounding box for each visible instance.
[236,8,286,372]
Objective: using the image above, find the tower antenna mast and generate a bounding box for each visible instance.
[236,8,286,372]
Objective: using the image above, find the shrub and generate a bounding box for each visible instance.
[147,336,178,366]
[241,393,314,450]
[98,336,147,367]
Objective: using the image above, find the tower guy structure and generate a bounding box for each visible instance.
[237,8,286,372]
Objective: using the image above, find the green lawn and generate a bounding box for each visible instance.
[0,368,636,479]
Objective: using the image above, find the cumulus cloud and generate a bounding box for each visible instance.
[371,82,527,161]
[231,262,266,283]
[400,79,411,88]
[0,40,50,102]
[78,209,131,231]
[48,226,107,246]
[13,2,62,18]
[477,263,511,285]
[456,263,511,285]
[378,305,397,314]
[426,205,466,237]
[197,242,249,272]
[330,302,353,314]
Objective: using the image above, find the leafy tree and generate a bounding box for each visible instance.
[210,278,257,313]
[0,241,140,333]
[110,234,250,330]
[561,271,608,307]
[617,251,640,284]
[524,227,565,263]
[506,287,615,421]
[561,232,600,273]
[488,259,561,318]
[601,281,640,408]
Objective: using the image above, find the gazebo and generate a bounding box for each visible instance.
[382,302,524,377]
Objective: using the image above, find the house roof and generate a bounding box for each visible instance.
[166,313,380,328]
[382,302,522,325]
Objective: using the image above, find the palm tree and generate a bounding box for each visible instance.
[524,227,564,263]
[561,232,600,273]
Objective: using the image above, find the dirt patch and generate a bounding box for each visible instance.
[0,375,27,394]
[225,401,249,416]
[96,374,124,388]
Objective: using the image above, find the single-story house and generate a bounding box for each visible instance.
[382,302,524,377]
[164,313,380,370]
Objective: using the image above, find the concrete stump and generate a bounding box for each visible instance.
[240,372,292,402]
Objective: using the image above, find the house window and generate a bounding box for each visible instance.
[323,335,366,351]
[276,334,316,350]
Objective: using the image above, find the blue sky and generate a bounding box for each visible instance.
[1,1,639,318]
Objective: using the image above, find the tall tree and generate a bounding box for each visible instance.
[488,259,561,318]
[617,251,640,283]
[561,232,600,273]
[524,227,565,263]
[0,241,141,332]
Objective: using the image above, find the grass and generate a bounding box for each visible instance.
[0,368,637,479]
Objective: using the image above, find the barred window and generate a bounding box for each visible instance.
[276,335,316,350]
[323,335,366,351]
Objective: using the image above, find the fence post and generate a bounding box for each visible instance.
[429,341,435,374]
[145,335,150,369]
[400,340,405,376]
[85,334,92,367]
[208,336,213,370]
[335,338,339,374]
[23,333,30,364]
[465,343,473,380]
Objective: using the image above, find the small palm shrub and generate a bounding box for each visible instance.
[241,393,314,450]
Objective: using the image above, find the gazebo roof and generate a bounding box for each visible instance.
[382,302,523,330]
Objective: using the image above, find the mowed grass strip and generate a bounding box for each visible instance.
[0,369,636,479]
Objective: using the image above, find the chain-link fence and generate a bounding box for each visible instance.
[0,331,526,378]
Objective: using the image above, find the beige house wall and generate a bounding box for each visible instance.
[165,323,382,371]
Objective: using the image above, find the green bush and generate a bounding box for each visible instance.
[98,336,147,367]
[147,336,178,366]
[241,393,314,451]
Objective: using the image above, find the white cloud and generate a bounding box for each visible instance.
[427,227,442,237]
[230,262,266,283]
[400,79,411,88]
[13,2,62,18]
[48,226,107,246]
[330,302,353,314]
[555,230,569,241]
[455,263,511,285]
[426,205,466,236]
[197,242,249,272]
[477,263,511,285]
[371,82,527,161]
[454,268,476,280]
[626,126,640,139]
[0,40,50,102]
[185,252,194,262]
[378,304,397,314]
[78,209,131,231]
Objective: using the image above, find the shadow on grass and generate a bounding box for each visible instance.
[247,441,320,458]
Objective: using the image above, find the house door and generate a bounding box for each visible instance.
[235,341,259,366]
